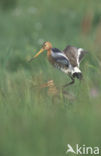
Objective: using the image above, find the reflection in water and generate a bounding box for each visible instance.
[40,80,75,101]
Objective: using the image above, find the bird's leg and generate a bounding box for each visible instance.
[63,77,75,88]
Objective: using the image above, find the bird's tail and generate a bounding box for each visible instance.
[73,72,83,80]
[72,67,83,80]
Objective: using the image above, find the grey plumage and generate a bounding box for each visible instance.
[55,57,69,67]
[51,49,70,67]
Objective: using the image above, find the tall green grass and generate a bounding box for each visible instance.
[0,0,101,156]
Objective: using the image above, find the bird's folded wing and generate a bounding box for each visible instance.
[51,52,70,67]
[55,56,69,66]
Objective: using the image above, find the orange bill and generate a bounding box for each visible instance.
[28,48,44,62]
[33,48,44,58]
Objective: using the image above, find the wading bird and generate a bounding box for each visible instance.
[29,42,87,87]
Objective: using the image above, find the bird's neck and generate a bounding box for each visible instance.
[47,49,52,62]
[47,49,51,58]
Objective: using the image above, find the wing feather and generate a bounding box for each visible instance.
[63,46,78,67]
[51,50,70,67]
[78,48,87,62]
[63,45,87,67]
[55,56,69,66]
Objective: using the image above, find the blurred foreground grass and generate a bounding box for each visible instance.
[0,0,101,156]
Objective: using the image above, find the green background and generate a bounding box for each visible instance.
[0,0,101,155]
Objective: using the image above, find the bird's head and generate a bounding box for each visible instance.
[42,41,52,51]
[33,41,52,59]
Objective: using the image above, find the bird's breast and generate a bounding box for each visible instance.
[47,50,51,59]
[47,50,55,65]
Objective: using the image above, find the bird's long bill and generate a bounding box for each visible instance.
[34,48,44,58]
[28,48,44,62]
